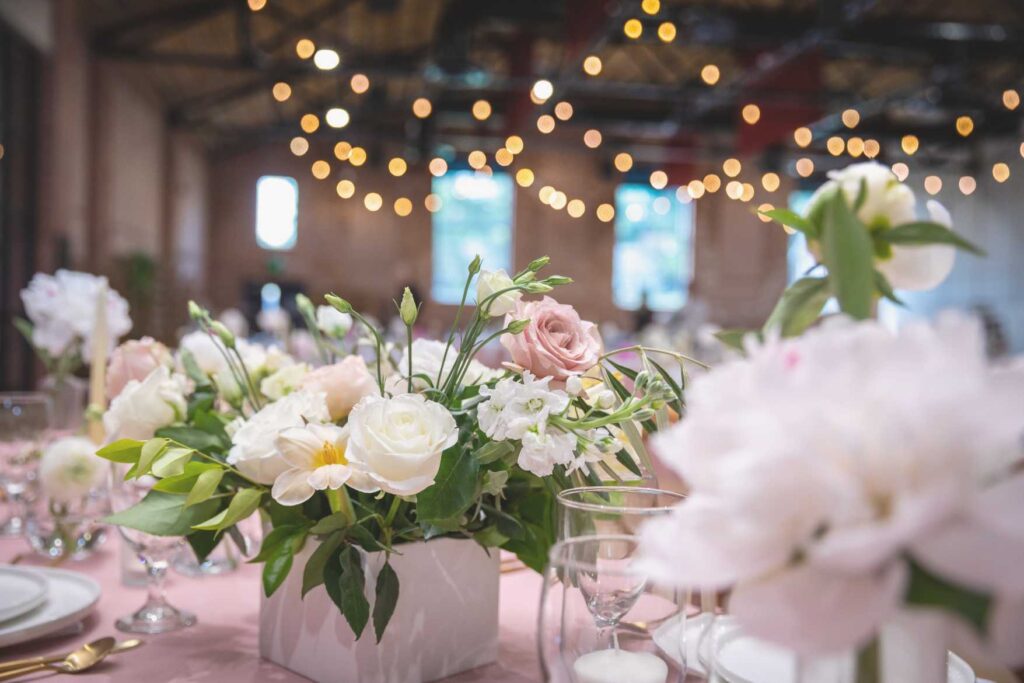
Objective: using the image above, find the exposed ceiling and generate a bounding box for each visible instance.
[84,0,1024,172]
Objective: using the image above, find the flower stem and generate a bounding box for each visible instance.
[855,637,881,683]
[436,270,475,389]
[326,488,356,526]
[601,344,710,369]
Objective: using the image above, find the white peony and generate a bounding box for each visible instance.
[103,366,187,442]
[345,393,458,496]
[640,314,1024,657]
[876,199,956,291]
[226,390,330,485]
[20,270,132,360]
[39,436,106,504]
[270,423,378,506]
[517,427,576,477]
[476,269,522,317]
[316,305,353,338]
[260,362,309,401]
[477,372,569,441]
[386,338,495,393]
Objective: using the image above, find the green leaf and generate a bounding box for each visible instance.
[759,208,814,236]
[474,440,514,465]
[415,446,479,524]
[12,317,34,345]
[602,367,631,403]
[714,329,751,351]
[193,487,263,532]
[155,426,226,454]
[873,270,904,306]
[261,527,308,597]
[648,359,685,413]
[187,529,221,563]
[372,562,400,643]
[474,525,508,548]
[151,446,195,478]
[310,511,352,536]
[881,221,985,256]
[323,545,345,610]
[179,348,211,386]
[152,461,220,493]
[96,439,144,463]
[104,490,220,536]
[185,468,224,507]
[303,533,344,598]
[338,545,370,639]
[905,559,991,635]
[820,191,875,320]
[762,277,831,337]
[136,438,169,477]
[347,525,388,553]
[614,449,643,478]
[604,359,638,381]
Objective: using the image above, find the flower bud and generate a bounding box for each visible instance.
[188,300,206,322]
[295,293,315,318]
[632,409,656,422]
[514,271,536,284]
[524,282,554,294]
[210,321,236,348]
[506,319,530,335]
[634,371,650,390]
[325,294,353,313]
[468,254,482,275]
[399,287,418,326]
[597,390,616,410]
[543,275,573,286]
[527,256,550,272]
[566,375,583,396]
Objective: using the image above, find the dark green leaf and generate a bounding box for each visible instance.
[303,533,344,598]
[474,525,508,548]
[881,221,985,256]
[873,270,904,306]
[648,359,684,413]
[155,426,226,454]
[96,439,144,463]
[474,440,513,465]
[347,524,388,553]
[187,529,221,563]
[193,487,262,531]
[602,367,632,403]
[416,446,479,524]
[762,277,831,337]
[105,490,220,536]
[604,359,638,381]
[268,500,309,528]
[614,449,643,478]
[310,511,352,535]
[820,191,875,319]
[905,559,991,635]
[372,562,400,643]
[259,527,308,598]
[338,545,370,639]
[323,546,344,610]
[252,524,305,562]
[759,208,814,236]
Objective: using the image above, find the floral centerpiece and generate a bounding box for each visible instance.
[95,256,690,680]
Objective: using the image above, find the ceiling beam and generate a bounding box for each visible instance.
[92,0,235,49]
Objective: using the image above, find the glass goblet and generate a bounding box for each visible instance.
[110,469,197,633]
[0,393,52,536]
[556,486,685,541]
[539,534,688,683]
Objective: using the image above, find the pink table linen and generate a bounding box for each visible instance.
[0,537,543,682]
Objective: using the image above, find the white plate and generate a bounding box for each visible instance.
[716,627,975,683]
[0,567,100,649]
[0,567,48,623]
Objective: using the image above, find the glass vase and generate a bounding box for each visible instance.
[38,374,87,436]
[24,485,108,560]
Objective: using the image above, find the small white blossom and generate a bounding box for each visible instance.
[316,305,352,338]
[476,269,522,317]
[517,427,576,477]
[565,375,584,396]
[478,372,569,441]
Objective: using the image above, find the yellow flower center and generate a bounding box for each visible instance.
[313,440,347,468]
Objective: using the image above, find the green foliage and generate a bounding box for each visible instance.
[372,562,400,643]
[336,546,370,639]
[415,445,479,524]
[881,221,984,256]
[820,189,875,319]
[104,490,220,537]
[156,425,228,454]
[904,559,991,635]
[256,525,310,597]
[193,488,262,532]
[96,439,144,463]
[302,533,343,598]
[759,208,815,238]
[763,277,831,338]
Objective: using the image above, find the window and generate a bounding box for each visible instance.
[613,184,693,311]
[256,175,298,250]
[786,189,815,283]
[431,170,514,303]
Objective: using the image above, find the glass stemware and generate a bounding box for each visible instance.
[109,468,196,633]
[556,486,686,541]
[0,393,52,536]
[539,534,688,683]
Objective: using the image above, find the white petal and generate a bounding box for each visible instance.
[271,468,316,506]
[971,474,1024,542]
[729,561,907,655]
[307,464,351,491]
[274,427,322,469]
[911,518,1024,596]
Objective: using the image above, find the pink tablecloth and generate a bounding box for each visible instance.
[0,537,543,682]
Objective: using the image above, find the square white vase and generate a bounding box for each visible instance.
[259,536,501,683]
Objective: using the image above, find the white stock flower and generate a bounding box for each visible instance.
[103,366,187,441]
[476,269,522,317]
[346,393,458,495]
[227,390,330,485]
[39,436,106,504]
[477,372,569,441]
[260,362,310,401]
[386,338,494,393]
[316,305,352,338]
[517,427,576,477]
[640,313,1024,656]
[271,423,378,506]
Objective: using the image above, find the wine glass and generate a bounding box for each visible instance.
[556,486,685,541]
[539,534,688,683]
[109,468,196,633]
[0,393,52,536]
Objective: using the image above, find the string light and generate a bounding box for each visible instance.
[290,137,309,156]
[841,109,860,128]
[761,172,780,192]
[741,104,761,125]
[412,98,432,118]
[864,139,880,159]
[956,116,974,137]
[623,19,643,39]
[336,179,355,198]
[1020,142,1024,158]
[554,102,574,121]
[516,168,535,187]
[394,197,413,217]
[675,187,692,204]
[993,162,1010,182]
[959,176,976,195]
[472,100,492,121]
[653,196,671,214]
[468,150,486,169]
[388,157,407,177]
[350,74,370,94]
[650,170,668,189]
[657,22,676,42]
[272,82,291,102]
[296,39,315,59]
[701,64,720,85]
[596,203,615,222]
[334,141,352,160]
[703,174,721,193]
[687,180,705,198]
[311,160,330,180]
[1003,89,1020,111]
[424,194,442,212]
[539,186,555,204]
[901,135,919,155]
[537,115,556,133]
[722,158,741,178]
[505,135,524,154]
[349,147,367,166]
[247,0,266,10]
[740,183,755,202]
[531,79,554,103]
[428,158,448,177]
[583,56,602,76]
[847,136,864,158]
[725,180,743,199]
[794,127,812,147]
[613,152,633,172]
[795,158,814,177]
[495,148,514,167]
[364,192,383,211]
[325,107,350,128]
[924,176,942,195]
[827,136,845,156]
[313,48,340,70]
[891,162,909,181]
[567,199,586,218]
[300,114,319,133]
[550,192,568,210]
[757,203,774,222]
[641,0,660,14]
[583,129,602,148]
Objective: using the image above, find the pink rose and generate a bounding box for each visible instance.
[500,297,602,381]
[301,356,378,420]
[106,337,171,399]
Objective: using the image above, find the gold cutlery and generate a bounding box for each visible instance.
[0,637,122,680]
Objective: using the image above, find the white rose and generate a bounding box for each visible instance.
[346,393,458,495]
[103,366,187,442]
[39,436,106,504]
[260,363,310,401]
[476,269,522,317]
[226,390,330,485]
[316,305,353,338]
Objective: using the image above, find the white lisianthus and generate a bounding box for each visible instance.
[517,427,576,477]
[476,269,522,317]
[640,313,1024,658]
[271,423,378,506]
[345,393,458,496]
[385,338,495,393]
[316,305,353,338]
[260,362,310,401]
[477,372,569,441]
[39,437,106,504]
[227,390,330,485]
[103,366,187,442]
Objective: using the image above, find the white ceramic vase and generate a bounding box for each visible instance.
[259,536,501,683]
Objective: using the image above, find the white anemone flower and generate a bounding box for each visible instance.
[271,423,378,506]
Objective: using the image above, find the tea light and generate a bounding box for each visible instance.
[573,648,668,683]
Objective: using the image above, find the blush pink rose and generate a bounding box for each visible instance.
[301,356,378,420]
[106,337,172,399]
[500,297,602,381]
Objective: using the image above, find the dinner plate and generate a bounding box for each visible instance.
[0,567,100,649]
[0,567,48,624]
[715,626,976,683]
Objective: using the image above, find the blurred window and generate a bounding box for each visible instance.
[786,189,816,283]
[256,175,299,250]
[613,184,693,311]
[432,170,514,304]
